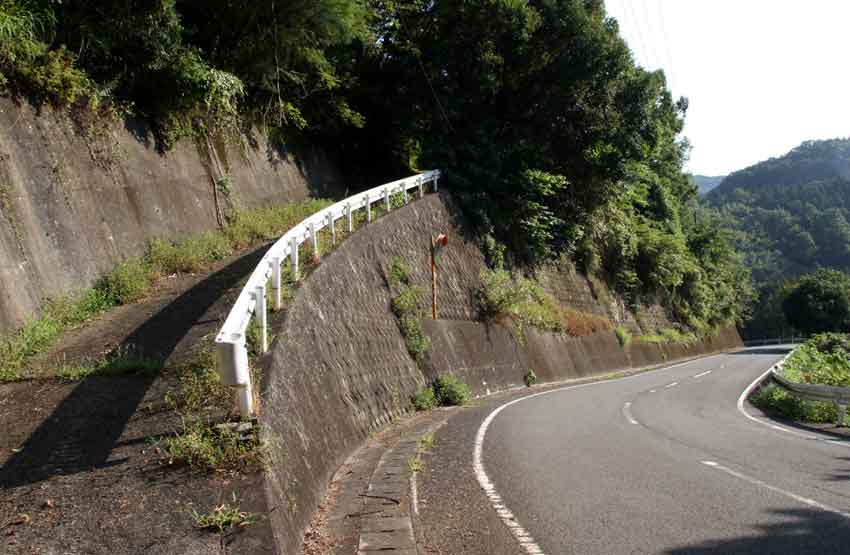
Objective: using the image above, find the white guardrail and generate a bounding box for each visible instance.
[215,170,440,418]
[771,368,850,426]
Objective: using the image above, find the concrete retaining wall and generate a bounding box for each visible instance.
[261,193,742,553]
[0,99,341,332]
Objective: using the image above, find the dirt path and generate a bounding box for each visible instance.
[0,244,278,555]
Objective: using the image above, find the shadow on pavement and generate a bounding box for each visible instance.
[665,508,850,554]
[0,245,266,489]
[730,347,793,356]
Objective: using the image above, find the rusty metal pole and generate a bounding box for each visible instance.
[431,237,438,320]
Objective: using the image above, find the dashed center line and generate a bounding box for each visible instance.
[649,389,657,393]
[701,460,850,519]
[665,381,679,388]
[622,402,639,425]
[693,370,712,379]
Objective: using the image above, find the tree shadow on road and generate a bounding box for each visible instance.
[730,347,793,356]
[665,508,850,554]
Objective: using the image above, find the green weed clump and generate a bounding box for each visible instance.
[477,269,612,337]
[388,257,430,363]
[100,258,156,304]
[432,374,471,406]
[191,495,258,532]
[523,368,537,387]
[614,326,632,347]
[157,420,264,471]
[149,232,233,274]
[412,385,437,411]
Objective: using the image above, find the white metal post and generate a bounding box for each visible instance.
[255,285,268,354]
[272,257,282,310]
[328,212,336,245]
[384,188,390,211]
[290,235,299,281]
[346,203,353,232]
[403,183,409,204]
[366,194,371,222]
[434,176,439,192]
[310,222,319,260]
[217,340,253,419]
[419,179,424,199]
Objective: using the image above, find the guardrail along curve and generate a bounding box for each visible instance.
[215,170,441,418]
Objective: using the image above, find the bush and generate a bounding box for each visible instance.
[412,386,437,411]
[433,374,471,406]
[523,368,537,387]
[750,384,839,424]
[781,333,850,387]
[615,326,632,347]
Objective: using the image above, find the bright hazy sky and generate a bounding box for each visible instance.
[605,0,850,176]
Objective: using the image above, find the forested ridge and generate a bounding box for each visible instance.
[0,0,751,334]
[705,138,850,286]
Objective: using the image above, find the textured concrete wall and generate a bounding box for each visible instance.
[261,193,742,553]
[0,99,340,332]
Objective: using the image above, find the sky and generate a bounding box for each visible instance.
[604,0,850,176]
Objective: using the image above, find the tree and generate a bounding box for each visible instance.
[782,269,850,334]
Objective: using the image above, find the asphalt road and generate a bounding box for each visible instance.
[475,346,850,554]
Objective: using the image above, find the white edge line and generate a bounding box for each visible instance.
[665,381,679,388]
[736,363,826,442]
[702,460,850,519]
[472,354,726,555]
[693,370,712,379]
[622,402,639,425]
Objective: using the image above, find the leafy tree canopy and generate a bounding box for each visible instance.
[782,269,850,335]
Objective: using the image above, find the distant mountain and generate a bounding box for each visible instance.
[692,175,724,195]
[704,138,850,286]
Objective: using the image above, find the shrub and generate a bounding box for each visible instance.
[523,368,537,387]
[191,496,257,532]
[433,374,471,406]
[412,385,437,411]
[615,326,632,347]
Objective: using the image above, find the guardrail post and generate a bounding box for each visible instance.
[837,402,846,426]
[403,183,409,204]
[346,203,353,232]
[255,285,268,354]
[272,257,282,310]
[327,213,336,245]
[310,222,319,261]
[366,195,371,222]
[434,175,439,192]
[217,340,253,419]
[290,235,299,281]
[384,188,390,211]
[419,179,424,199]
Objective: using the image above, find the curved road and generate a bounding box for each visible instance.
[475,347,850,554]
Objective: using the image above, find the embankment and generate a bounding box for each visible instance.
[0,99,340,332]
[262,193,742,552]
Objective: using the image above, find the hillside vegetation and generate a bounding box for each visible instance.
[0,0,751,335]
[705,138,850,285]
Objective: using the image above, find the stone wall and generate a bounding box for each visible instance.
[0,99,341,332]
[261,193,742,553]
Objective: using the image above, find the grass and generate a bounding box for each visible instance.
[638,328,698,345]
[477,269,612,337]
[388,256,430,363]
[407,456,424,473]
[165,346,233,414]
[614,326,632,348]
[58,346,163,380]
[156,419,264,471]
[0,199,333,379]
[417,433,436,453]
[191,495,258,532]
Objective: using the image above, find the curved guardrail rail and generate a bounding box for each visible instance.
[770,368,850,425]
[216,170,441,418]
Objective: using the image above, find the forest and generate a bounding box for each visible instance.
[0,0,752,334]
[704,138,850,337]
